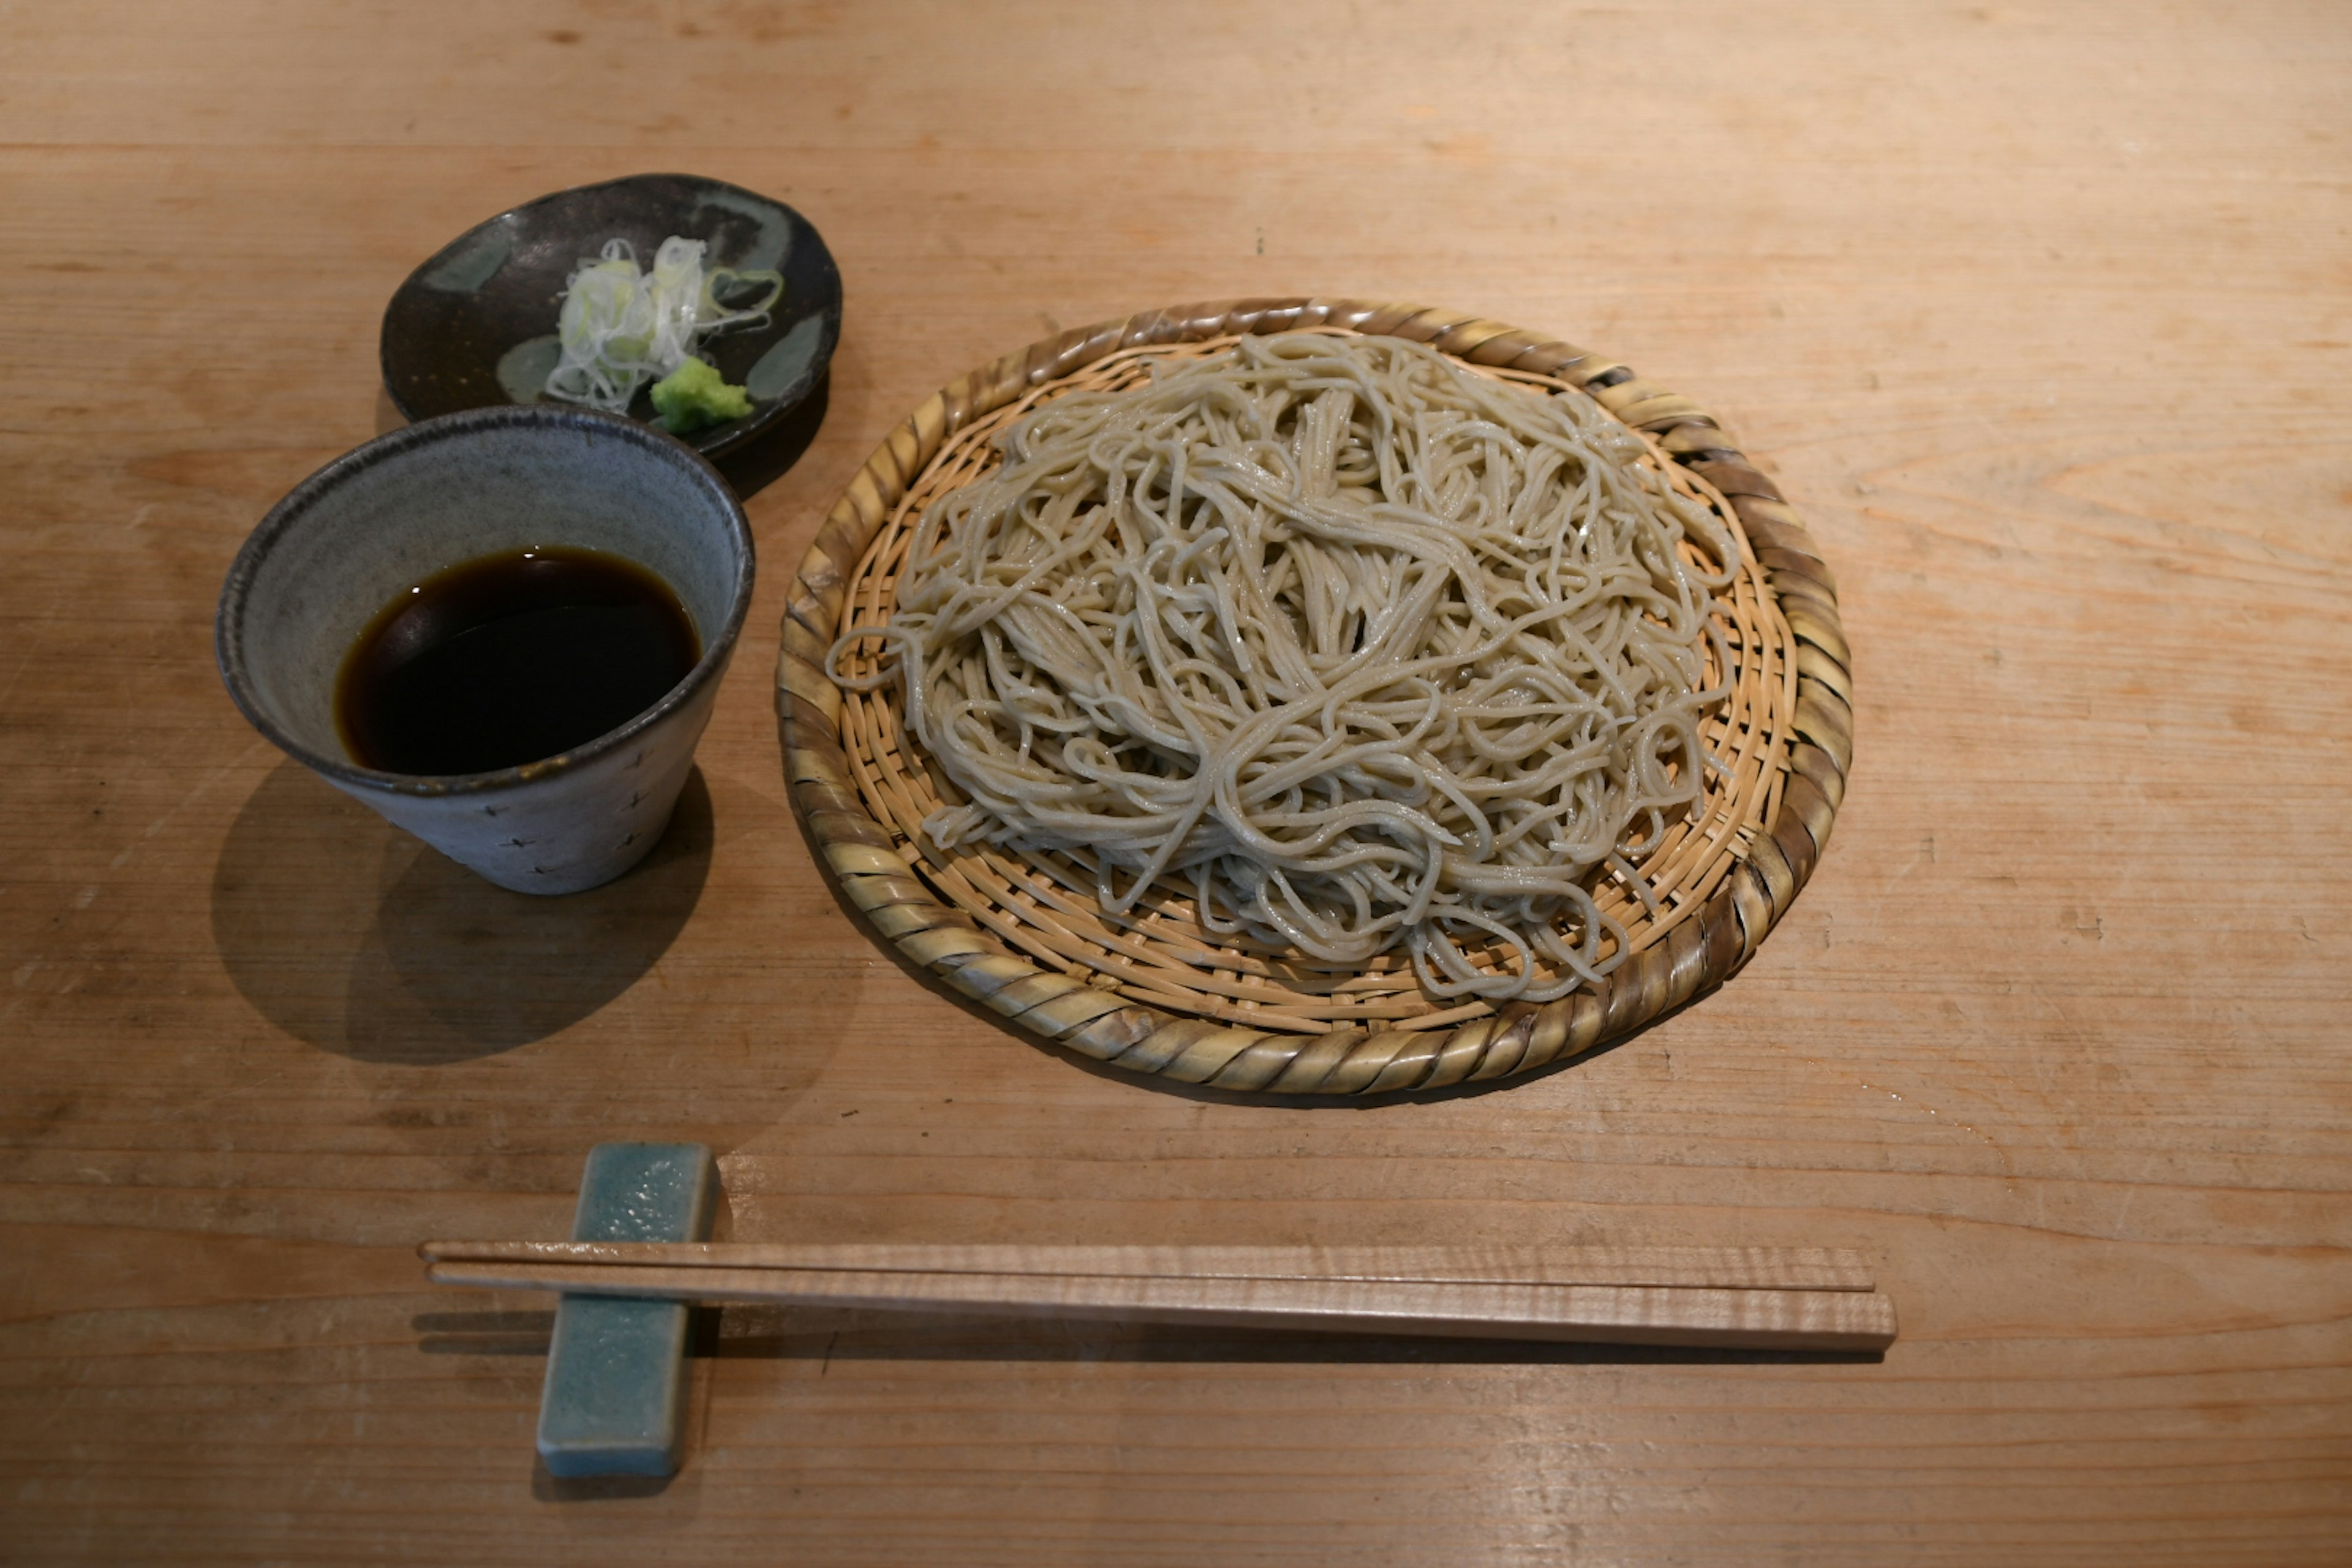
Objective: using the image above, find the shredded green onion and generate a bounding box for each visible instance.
[542,236,784,418]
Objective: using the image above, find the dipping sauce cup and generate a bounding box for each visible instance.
[216,406,753,894]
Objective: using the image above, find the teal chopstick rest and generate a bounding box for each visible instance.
[536,1142,718,1479]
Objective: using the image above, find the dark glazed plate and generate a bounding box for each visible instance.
[380,173,841,459]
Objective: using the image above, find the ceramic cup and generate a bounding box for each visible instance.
[217,405,753,895]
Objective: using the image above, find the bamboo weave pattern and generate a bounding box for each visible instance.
[780,300,1850,1094]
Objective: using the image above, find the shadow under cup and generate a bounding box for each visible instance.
[217,406,754,895]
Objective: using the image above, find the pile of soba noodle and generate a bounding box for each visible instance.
[833,331,1736,1001]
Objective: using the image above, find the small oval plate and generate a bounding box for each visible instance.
[380,173,841,458]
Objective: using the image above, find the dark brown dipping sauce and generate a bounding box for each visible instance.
[336,546,700,776]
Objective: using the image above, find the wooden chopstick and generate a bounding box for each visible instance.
[417,1240,1876,1292]
[418,1243,1894,1352]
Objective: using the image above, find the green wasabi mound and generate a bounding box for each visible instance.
[649,357,754,434]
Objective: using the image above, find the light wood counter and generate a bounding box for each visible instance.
[3,2,2348,1561]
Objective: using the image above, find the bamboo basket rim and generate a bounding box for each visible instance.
[778,298,1852,1096]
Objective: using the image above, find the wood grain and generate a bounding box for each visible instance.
[415,1239,1880,1291]
[418,1260,1900,1353]
[2,1,2350,1564]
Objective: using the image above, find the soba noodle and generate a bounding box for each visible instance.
[831,331,1737,1001]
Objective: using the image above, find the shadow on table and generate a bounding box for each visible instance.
[530,1465,679,1503]
[211,758,712,1062]
[411,1305,1877,1370]
[412,1309,558,1354]
[714,1306,1881,1367]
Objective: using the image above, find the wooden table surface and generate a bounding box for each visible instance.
[6,2,2349,1562]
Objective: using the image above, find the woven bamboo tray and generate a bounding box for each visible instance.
[778,299,1850,1095]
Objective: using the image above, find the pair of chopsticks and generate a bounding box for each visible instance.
[420,1241,1896,1352]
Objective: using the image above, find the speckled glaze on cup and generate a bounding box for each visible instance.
[217,405,753,894]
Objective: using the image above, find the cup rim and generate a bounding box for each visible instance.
[216,404,755,797]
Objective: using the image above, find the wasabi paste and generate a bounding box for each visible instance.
[650,357,754,434]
